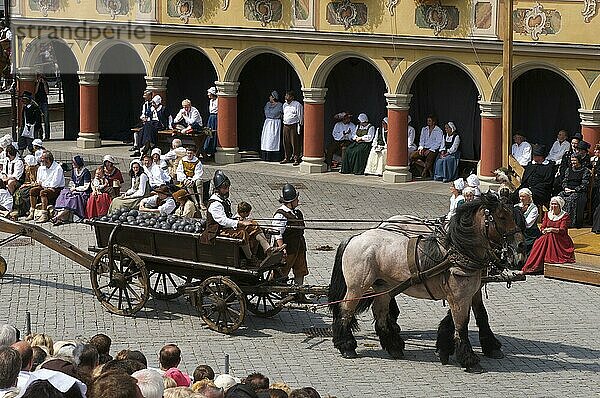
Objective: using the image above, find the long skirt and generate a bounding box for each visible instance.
[341,142,372,175]
[433,152,460,182]
[592,202,600,233]
[108,196,144,212]
[55,189,89,219]
[560,192,586,228]
[364,148,386,176]
[523,225,542,255]
[260,118,281,161]
[204,114,218,155]
[86,192,112,219]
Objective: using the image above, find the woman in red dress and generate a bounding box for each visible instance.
[520,196,576,274]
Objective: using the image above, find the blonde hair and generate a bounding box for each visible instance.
[164,376,178,390]
[30,333,55,355]
[191,379,215,392]
[163,386,196,398]
[181,99,191,107]
[270,382,292,394]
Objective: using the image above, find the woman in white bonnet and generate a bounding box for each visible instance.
[466,173,481,197]
[364,117,388,176]
[433,121,461,183]
[407,115,417,157]
[515,187,541,254]
[260,90,284,162]
[447,177,465,220]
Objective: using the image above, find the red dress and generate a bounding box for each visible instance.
[521,212,576,274]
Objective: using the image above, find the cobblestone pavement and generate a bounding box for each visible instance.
[1,165,599,397]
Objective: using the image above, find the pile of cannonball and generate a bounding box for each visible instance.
[96,208,205,233]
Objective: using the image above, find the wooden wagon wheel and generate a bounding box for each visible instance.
[148,268,192,300]
[0,256,6,278]
[90,245,149,316]
[245,268,283,318]
[197,276,245,334]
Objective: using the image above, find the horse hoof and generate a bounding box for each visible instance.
[341,350,358,359]
[465,364,485,374]
[388,349,404,360]
[484,349,504,359]
[438,352,450,365]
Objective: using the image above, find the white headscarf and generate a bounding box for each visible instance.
[447,122,456,132]
[152,95,162,105]
[383,117,388,125]
[466,174,480,187]
[548,196,567,221]
[358,113,368,123]
[453,178,465,191]
[151,148,162,156]
[519,188,533,198]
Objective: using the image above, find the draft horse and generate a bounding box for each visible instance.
[329,193,525,373]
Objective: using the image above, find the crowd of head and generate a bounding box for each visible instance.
[0,324,325,398]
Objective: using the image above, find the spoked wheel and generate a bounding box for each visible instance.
[246,268,283,318]
[0,256,6,278]
[90,245,149,316]
[148,269,192,300]
[197,276,245,334]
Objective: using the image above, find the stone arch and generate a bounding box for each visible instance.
[21,37,81,73]
[85,39,148,74]
[224,46,305,86]
[152,43,220,78]
[311,51,390,91]
[397,56,484,98]
[593,91,600,110]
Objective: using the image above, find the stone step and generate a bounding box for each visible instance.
[544,260,600,286]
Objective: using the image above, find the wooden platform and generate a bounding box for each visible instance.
[544,228,600,286]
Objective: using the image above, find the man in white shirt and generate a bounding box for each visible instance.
[280,91,304,166]
[511,132,532,167]
[0,180,13,217]
[139,185,176,216]
[409,115,443,178]
[162,138,187,180]
[1,145,24,194]
[325,112,355,171]
[176,148,204,206]
[26,150,65,222]
[546,130,570,165]
[173,99,203,134]
[143,153,170,189]
[130,90,153,153]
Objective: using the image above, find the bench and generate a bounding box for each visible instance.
[158,129,207,158]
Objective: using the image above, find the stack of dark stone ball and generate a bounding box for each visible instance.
[97,208,205,233]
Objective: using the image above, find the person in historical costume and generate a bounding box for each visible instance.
[130,90,153,154]
[515,188,541,255]
[511,131,532,167]
[559,154,591,228]
[139,185,176,216]
[133,95,169,158]
[260,91,283,162]
[519,196,575,275]
[575,140,592,170]
[325,112,355,171]
[173,189,198,219]
[0,179,12,217]
[433,121,461,182]
[462,187,476,203]
[1,144,24,194]
[176,147,204,207]
[18,91,42,154]
[446,178,465,220]
[280,91,303,166]
[466,173,481,197]
[108,159,151,212]
[554,133,582,194]
[51,155,92,225]
[173,99,203,134]
[364,117,388,176]
[340,113,375,175]
[143,153,170,190]
[27,150,65,223]
[200,170,280,262]
[32,139,45,164]
[409,114,443,178]
[203,87,219,159]
[590,143,600,233]
[102,155,124,199]
[272,183,310,303]
[86,166,112,219]
[407,115,417,158]
[162,138,187,180]
[9,155,38,219]
[546,130,570,165]
[514,145,555,209]
[34,73,50,140]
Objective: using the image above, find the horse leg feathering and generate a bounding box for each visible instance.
[436,310,455,365]
[372,296,405,359]
[448,297,483,373]
[472,288,503,359]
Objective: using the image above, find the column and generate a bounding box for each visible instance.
[145,76,169,105]
[383,93,412,183]
[579,109,600,152]
[478,101,503,179]
[77,71,101,149]
[16,67,36,135]
[300,87,327,174]
[215,81,241,164]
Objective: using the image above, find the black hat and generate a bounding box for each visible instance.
[279,183,299,203]
[213,170,230,189]
[577,140,591,151]
[22,91,33,100]
[572,132,583,140]
[532,144,547,157]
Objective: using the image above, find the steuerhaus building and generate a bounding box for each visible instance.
[10,0,600,182]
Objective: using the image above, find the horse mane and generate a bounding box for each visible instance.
[446,192,502,255]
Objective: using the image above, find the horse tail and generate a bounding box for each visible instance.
[329,236,373,331]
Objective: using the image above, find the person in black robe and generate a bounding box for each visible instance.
[591,145,600,233]
[17,91,43,154]
[133,95,169,158]
[559,154,591,228]
[575,140,592,170]
[514,144,554,209]
[554,133,581,195]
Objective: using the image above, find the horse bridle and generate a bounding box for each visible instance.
[482,207,521,267]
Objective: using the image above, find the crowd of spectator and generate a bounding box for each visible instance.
[0,325,325,398]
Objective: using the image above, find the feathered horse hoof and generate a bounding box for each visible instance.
[341,349,358,359]
[387,349,404,359]
[438,351,450,365]
[483,349,504,359]
[465,364,485,374]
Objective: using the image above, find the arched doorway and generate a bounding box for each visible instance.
[409,63,481,160]
[324,58,387,147]
[97,44,146,140]
[165,48,217,122]
[236,53,302,152]
[513,69,581,147]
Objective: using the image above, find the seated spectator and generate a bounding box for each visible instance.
[11,341,36,393]
[407,115,417,158]
[446,178,465,220]
[139,185,176,216]
[340,113,375,175]
[433,122,460,182]
[115,350,147,368]
[514,145,554,209]
[20,379,65,398]
[214,375,239,395]
[74,344,98,388]
[108,160,151,212]
[462,186,476,202]
[364,117,388,176]
[143,154,171,190]
[27,150,65,223]
[0,180,13,217]
[162,139,187,180]
[515,188,541,255]
[89,334,112,365]
[159,344,190,384]
[173,189,198,219]
[151,148,169,172]
[52,156,91,225]
[546,130,570,165]
[576,140,592,170]
[134,95,169,158]
[410,115,443,178]
[32,139,45,164]
[325,112,355,171]
[1,145,24,194]
[10,155,39,219]
[520,196,575,274]
[510,131,531,167]
[193,365,214,383]
[466,173,481,197]
[86,167,112,219]
[30,333,54,356]
[102,155,124,199]
[173,99,203,135]
[554,133,582,194]
[132,369,164,398]
[244,373,269,395]
[89,370,139,398]
[176,148,204,207]
[0,346,21,398]
[559,154,591,228]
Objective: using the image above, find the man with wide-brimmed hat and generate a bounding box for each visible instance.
[172,189,198,218]
[515,144,554,209]
[18,91,42,154]
[272,183,310,303]
[511,131,532,167]
[139,184,176,215]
